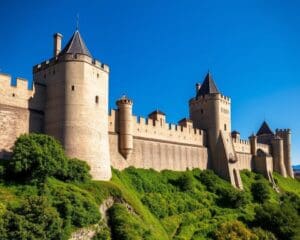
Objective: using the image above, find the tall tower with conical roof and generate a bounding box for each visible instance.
[33,30,111,180]
[189,72,242,188]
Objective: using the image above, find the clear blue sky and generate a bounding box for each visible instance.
[1,0,299,165]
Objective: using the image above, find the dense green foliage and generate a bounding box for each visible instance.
[212,220,257,240]
[0,133,300,239]
[251,181,270,203]
[6,134,91,183]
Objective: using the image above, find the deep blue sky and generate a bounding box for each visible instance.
[1,0,299,164]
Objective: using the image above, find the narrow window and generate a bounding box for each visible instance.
[97,73,99,78]
[71,85,75,91]
[224,124,227,131]
[12,93,15,97]
[201,109,204,114]
[95,96,99,103]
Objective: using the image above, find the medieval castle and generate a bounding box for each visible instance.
[0,30,294,188]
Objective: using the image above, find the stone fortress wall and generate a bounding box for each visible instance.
[0,30,294,189]
[0,74,36,158]
[108,109,209,171]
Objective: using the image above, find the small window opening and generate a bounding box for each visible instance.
[201,109,204,114]
[224,124,227,131]
[95,96,99,103]
[71,85,75,91]
[12,93,15,97]
[97,73,99,78]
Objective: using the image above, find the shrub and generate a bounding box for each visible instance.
[49,181,100,228]
[7,134,91,184]
[253,202,300,239]
[8,134,68,182]
[108,203,154,240]
[197,170,220,193]
[64,158,91,183]
[252,227,277,240]
[212,220,257,240]
[251,181,270,203]
[280,192,300,215]
[217,187,247,208]
[1,196,63,239]
[174,172,194,192]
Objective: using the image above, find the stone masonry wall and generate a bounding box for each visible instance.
[0,74,34,158]
[109,133,209,171]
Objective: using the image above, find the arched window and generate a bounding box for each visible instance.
[71,85,75,91]
[95,96,99,104]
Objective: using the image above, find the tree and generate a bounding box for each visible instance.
[8,134,68,181]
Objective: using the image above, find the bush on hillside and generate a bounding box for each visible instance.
[197,170,220,193]
[0,196,63,240]
[251,181,270,203]
[49,180,100,228]
[217,187,247,208]
[6,134,90,183]
[64,158,91,183]
[253,202,300,239]
[212,220,257,240]
[108,203,154,240]
[251,228,277,240]
[280,192,300,215]
[8,134,68,181]
[173,172,194,192]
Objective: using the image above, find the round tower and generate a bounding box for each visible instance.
[33,30,112,180]
[249,134,257,156]
[276,129,293,178]
[271,136,287,177]
[116,96,133,159]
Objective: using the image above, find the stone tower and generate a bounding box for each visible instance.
[116,96,133,159]
[276,129,294,178]
[189,73,242,188]
[33,30,111,180]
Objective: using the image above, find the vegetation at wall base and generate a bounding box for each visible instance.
[0,133,299,239]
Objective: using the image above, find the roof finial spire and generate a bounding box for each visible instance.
[76,13,79,30]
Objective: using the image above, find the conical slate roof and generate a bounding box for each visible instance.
[257,121,274,135]
[60,30,92,57]
[196,72,219,97]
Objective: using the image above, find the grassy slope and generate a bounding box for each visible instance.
[0,168,299,239]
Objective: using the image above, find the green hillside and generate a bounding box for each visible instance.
[0,134,299,240]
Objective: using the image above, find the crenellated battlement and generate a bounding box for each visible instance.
[33,53,109,73]
[232,138,250,145]
[232,137,251,153]
[276,128,291,134]
[0,73,34,109]
[189,93,231,106]
[108,109,206,146]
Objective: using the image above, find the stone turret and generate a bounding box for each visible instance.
[271,136,287,177]
[249,134,257,155]
[276,129,293,178]
[116,96,133,159]
[33,30,111,180]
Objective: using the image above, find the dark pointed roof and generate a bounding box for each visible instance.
[196,72,219,97]
[60,30,92,57]
[149,110,166,116]
[257,121,274,135]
